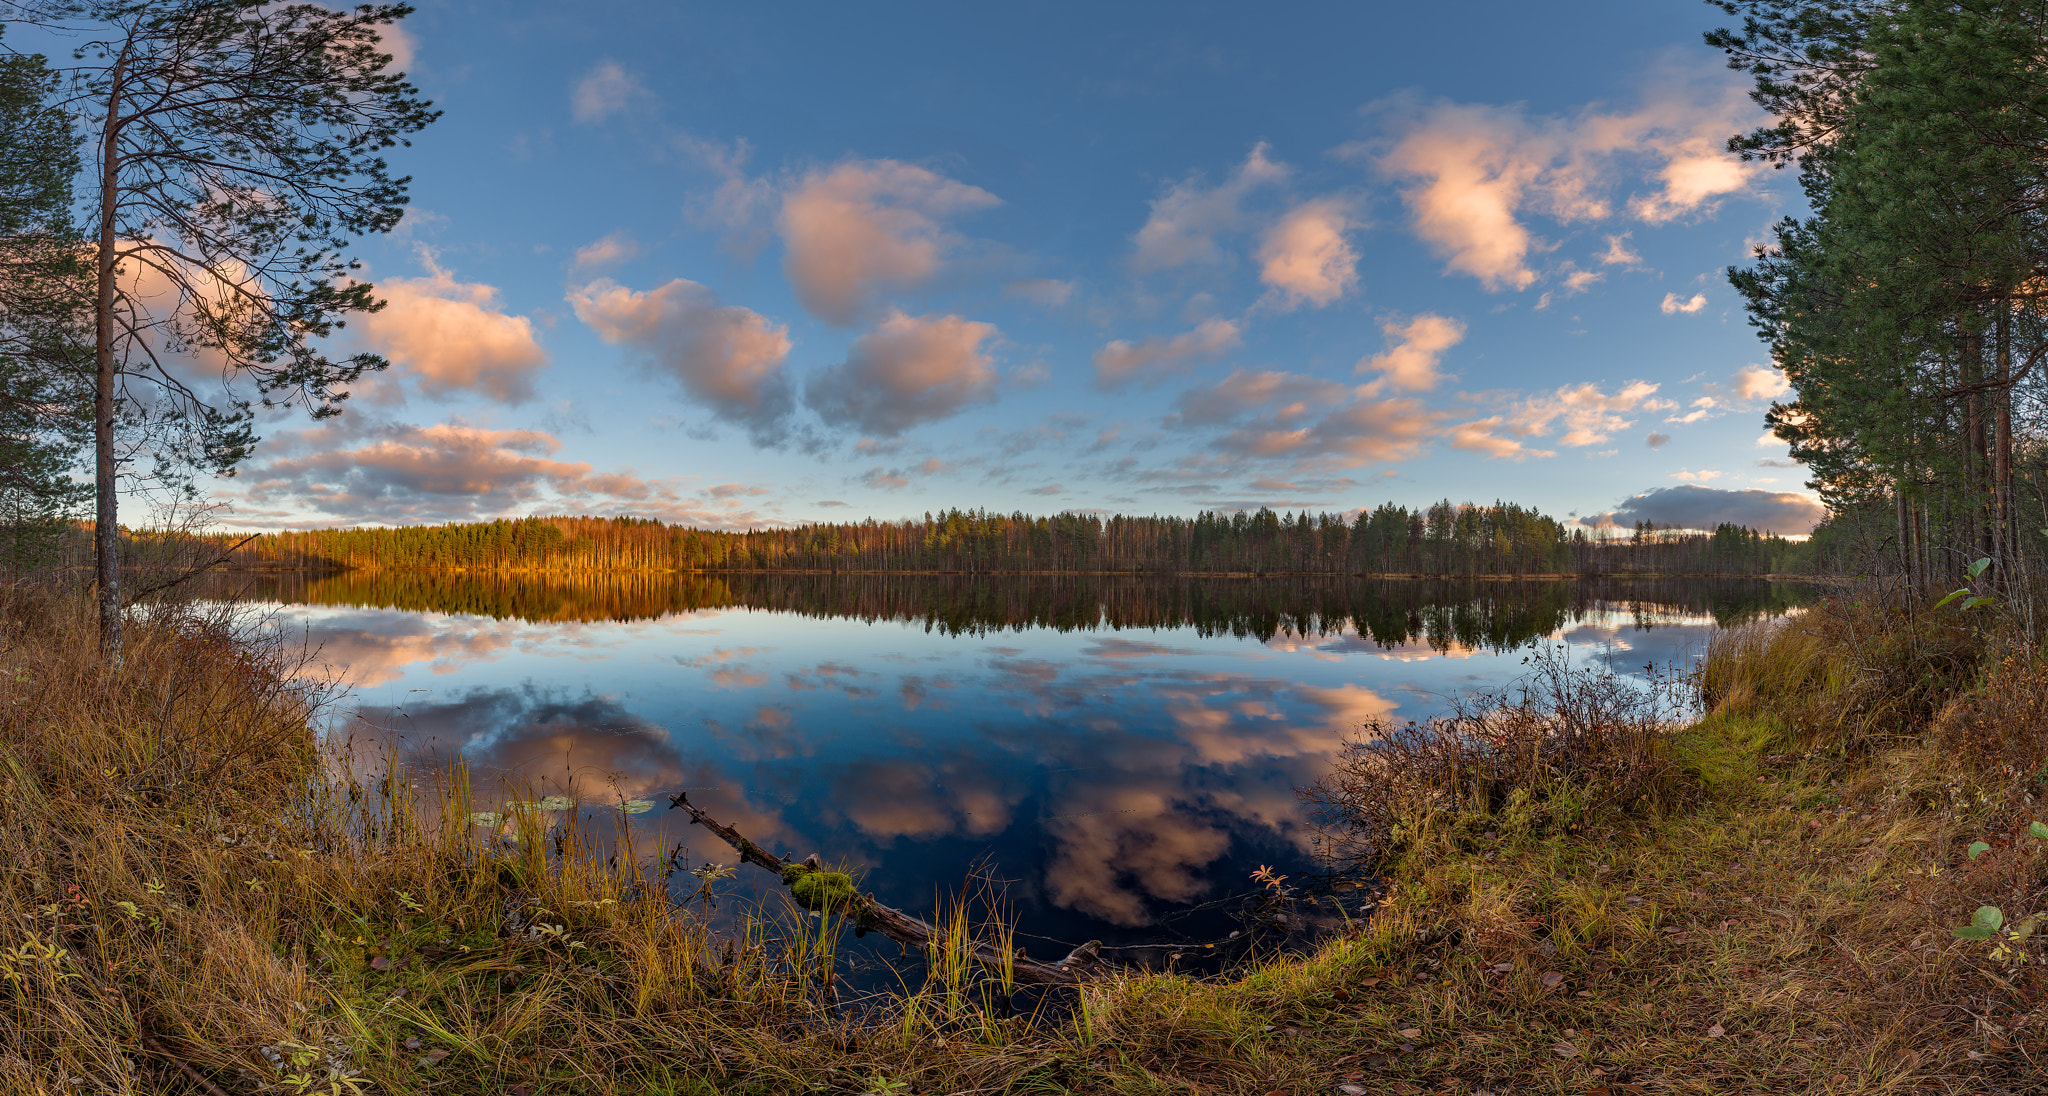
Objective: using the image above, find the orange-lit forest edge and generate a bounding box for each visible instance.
[188,503,1812,578]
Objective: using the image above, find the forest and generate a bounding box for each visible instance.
[219,567,1810,641]
[197,501,1806,577]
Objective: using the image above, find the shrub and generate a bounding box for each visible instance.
[1301,646,1682,873]
[1700,582,1985,750]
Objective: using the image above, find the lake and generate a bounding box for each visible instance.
[224,572,1809,958]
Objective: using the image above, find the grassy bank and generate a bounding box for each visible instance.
[1,583,2041,1094]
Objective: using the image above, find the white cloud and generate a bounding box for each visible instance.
[1094,318,1241,387]
[1256,197,1359,308]
[1646,431,1670,449]
[805,310,1000,435]
[568,277,794,443]
[571,61,646,123]
[1131,143,1290,272]
[778,160,1000,325]
[1667,468,1724,482]
[1357,313,1464,392]
[1660,292,1707,314]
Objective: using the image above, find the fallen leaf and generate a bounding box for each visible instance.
[1391,1085,1421,1096]
[1359,977,1382,986]
[1492,961,1514,972]
[368,955,391,971]
[1552,1042,1579,1058]
[1336,1086,1369,1096]
[1541,971,1564,988]
[1576,990,1595,997]
[403,1036,420,1050]
[1397,1027,1422,1039]
[1663,926,1682,935]
[507,1087,535,1096]
[1706,1023,1725,1038]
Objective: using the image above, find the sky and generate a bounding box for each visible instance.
[141,1,1826,533]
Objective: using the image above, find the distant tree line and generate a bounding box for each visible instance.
[194,502,1807,577]
[217,569,1813,647]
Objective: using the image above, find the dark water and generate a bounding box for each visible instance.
[225,572,1810,956]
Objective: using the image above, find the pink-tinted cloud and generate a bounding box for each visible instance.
[238,421,655,523]
[1660,292,1707,314]
[805,310,999,435]
[568,277,794,442]
[1447,416,1556,461]
[1131,143,1289,271]
[1170,369,1346,426]
[1499,380,1667,448]
[1256,197,1359,307]
[1365,68,1763,292]
[1357,313,1464,392]
[351,262,548,403]
[778,160,1000,325]
[571,60,647,123]
[1373,100,1550,291]
[1093,317,1241,387]
[1730,363,1789,400]
[571,232,640,273]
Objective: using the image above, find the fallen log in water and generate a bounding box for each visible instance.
[666,791,1110,986]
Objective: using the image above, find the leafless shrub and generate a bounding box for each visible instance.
[1302,645,1683,873]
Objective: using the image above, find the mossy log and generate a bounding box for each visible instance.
[667,791,1110,986]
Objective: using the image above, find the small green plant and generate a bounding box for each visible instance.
[1953,820,2048,939]
[1935,557,1996,611]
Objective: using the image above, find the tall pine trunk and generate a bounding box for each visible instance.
[92,51,127,662]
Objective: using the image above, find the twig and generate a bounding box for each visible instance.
[124,533,261,605]
[139,1034,232,1096]
[667,791,1110,986]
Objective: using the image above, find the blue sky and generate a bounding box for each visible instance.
[197,0,1819,533]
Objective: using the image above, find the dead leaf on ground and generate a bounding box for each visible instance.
[1706,1022,1725,1038]
[368,955,392,971]
[1335,1085,1369,1096]
[1541,971,1564,988]
[1397,1027,1422,1038]
[1552,1042,1579,1058]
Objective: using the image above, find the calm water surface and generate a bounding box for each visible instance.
[230,573,1809,952]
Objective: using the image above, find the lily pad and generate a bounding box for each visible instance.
[619,798,655,814]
